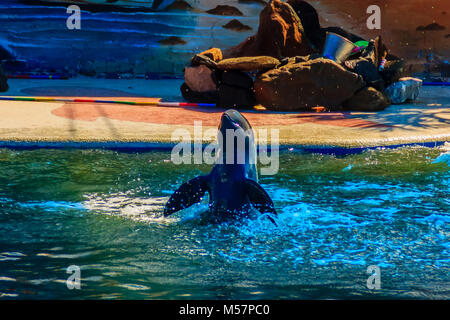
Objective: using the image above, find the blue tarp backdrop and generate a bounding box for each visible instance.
[1,0,449,76]
[0,0,261,75]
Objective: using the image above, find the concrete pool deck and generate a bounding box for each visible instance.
[0,79,448,150]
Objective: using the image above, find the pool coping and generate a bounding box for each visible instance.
[0,83,448,155]
[0,140,447,155]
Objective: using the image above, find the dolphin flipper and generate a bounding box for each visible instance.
[244,179,277,215]
[164,175,209,216]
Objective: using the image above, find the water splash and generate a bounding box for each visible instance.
[0,146,448,299]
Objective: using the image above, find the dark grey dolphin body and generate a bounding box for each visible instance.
[164,110,277,221]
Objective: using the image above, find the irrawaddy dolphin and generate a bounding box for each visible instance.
[164,109,277,221]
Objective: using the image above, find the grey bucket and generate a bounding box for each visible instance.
[322,32,356,64]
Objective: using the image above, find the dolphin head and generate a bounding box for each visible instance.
[218,109,252,133]
[216,109,257,181]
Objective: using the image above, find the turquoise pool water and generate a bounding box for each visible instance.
[0,146,448,299]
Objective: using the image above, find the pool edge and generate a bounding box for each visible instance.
[0,140,447,155]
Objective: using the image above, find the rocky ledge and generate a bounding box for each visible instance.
[181,0,417,112]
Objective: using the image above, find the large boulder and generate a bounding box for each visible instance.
[343,87,391,111]
[345,58,385,91]
[0,65,8,92]
[223,0,314,59]
[199,48,223,62]
[217,56,280,72]
[216,70,256,109]
[184,65,216,93]
[190,54,218,69]
[254,57,365,111]
[287,0,323,50]
[219,70,254,89]
[180,82,218,103]
[278,55,311,67]
[217,85,256,109]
